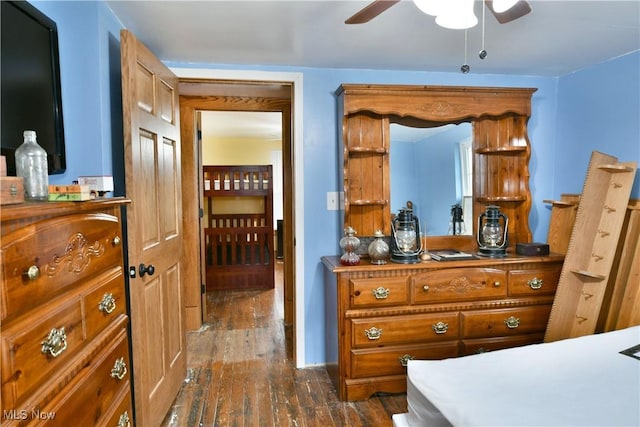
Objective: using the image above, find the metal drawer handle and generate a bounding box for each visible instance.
[504,316,520,329]
[422,285,429,292]
[364,326,383,340]
[117,411,131,427]
[432,321,449,334]
[111,357,128,381]
[99,293,117,314]
[41,327,67,358]
[372,287,390,299]
[528,277,543,289]
[23,265,40,281]
[112,235,122,246]
[493,281,501,287]
[399,354,415,367]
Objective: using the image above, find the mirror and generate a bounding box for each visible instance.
[390,122,473,236]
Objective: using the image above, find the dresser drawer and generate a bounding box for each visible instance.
[351,312,459,348]
[461,305,552,338]
[350,277,409,307]
[98,386,134,427]
[509,267,561,296]
[1,296,85,408]
[40,326,131,427]
[351,342,459,378]
[461,333,545,355]
[411,268,507,304]
[84,270,127,342]
[1,213,123,320]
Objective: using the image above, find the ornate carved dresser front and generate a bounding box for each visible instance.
[323,255,564,401]
[1,199,132,426]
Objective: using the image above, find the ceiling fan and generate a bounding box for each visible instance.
[345,0,532,26]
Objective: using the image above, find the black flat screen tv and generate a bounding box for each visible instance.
[1,0,66,175]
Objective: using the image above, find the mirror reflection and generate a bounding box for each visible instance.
[390,122,473,236]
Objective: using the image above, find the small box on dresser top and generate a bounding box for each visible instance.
[322,253,564,401]
[0,177,24,205]
[1,198,133,427]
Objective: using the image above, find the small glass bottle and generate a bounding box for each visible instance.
[15,130,49,201]
[368,230,389,265]
[339,226,361,266]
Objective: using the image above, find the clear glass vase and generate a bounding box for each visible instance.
[339,226,361,266]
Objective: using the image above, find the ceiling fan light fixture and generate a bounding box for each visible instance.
[492,0,519,13]
[435,0,478,30]
[413,0,442,16]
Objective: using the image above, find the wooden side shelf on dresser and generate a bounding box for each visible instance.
[322,253,564,401]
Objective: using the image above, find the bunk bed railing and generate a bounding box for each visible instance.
[205,214,272,266]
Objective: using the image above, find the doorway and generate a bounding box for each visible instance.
[175,72,304,366]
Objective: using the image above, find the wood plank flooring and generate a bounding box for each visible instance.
[160,261,407,426]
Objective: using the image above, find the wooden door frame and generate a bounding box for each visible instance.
[173,68,305,367]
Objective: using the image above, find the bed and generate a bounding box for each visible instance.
[203,165,274,290]
[393,325,640,427]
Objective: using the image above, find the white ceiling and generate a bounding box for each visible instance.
[106,0,639,140]
[106,0,639,77]
[202,111,283,140]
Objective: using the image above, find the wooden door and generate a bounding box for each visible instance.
[120,30,186,426]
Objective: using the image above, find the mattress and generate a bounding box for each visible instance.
[398,326,640,426]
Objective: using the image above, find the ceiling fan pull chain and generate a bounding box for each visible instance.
[480,1,487,59]
[461,28,470,73]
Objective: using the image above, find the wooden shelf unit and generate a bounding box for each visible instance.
[544,151,637,342]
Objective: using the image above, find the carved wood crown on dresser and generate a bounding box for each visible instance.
[1,199,133,426]
[323,255,564,401]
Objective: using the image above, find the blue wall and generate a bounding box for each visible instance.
[28,1,639,366]
[554,52,640,198]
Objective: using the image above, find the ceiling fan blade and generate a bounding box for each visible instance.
[345,0,401,24]
[485,0,532,24]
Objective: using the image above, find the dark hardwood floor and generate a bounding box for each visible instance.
[160,261,407,426]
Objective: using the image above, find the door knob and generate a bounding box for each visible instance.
[139,263,155,277]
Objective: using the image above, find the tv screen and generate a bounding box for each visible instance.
[1,1,66,175]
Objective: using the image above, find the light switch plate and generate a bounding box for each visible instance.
[327,191,339,210]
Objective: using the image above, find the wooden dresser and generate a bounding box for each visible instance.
[1,199,133,426]
[322,254,564,401]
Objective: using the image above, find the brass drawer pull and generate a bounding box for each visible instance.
[117,411,131,427]
[399,354,415,367]
[41,327,68,358]
[99,293,117,314]
[111,357,128,381]
[493,281,501,287]
[432,321,449,334]
[364,327,383,340]
[528,277,543,289]
[372,287,390,299]
[422,285,429,292]
[23,265,40,281]
[112,235,122,246]
[504,316,520,329]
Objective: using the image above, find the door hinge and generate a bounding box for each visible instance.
[199,208,204,218]
[201,283,206,294]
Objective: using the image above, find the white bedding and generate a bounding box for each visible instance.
[395,326,640,426]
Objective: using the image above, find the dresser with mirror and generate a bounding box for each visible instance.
[323,84,565,401]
